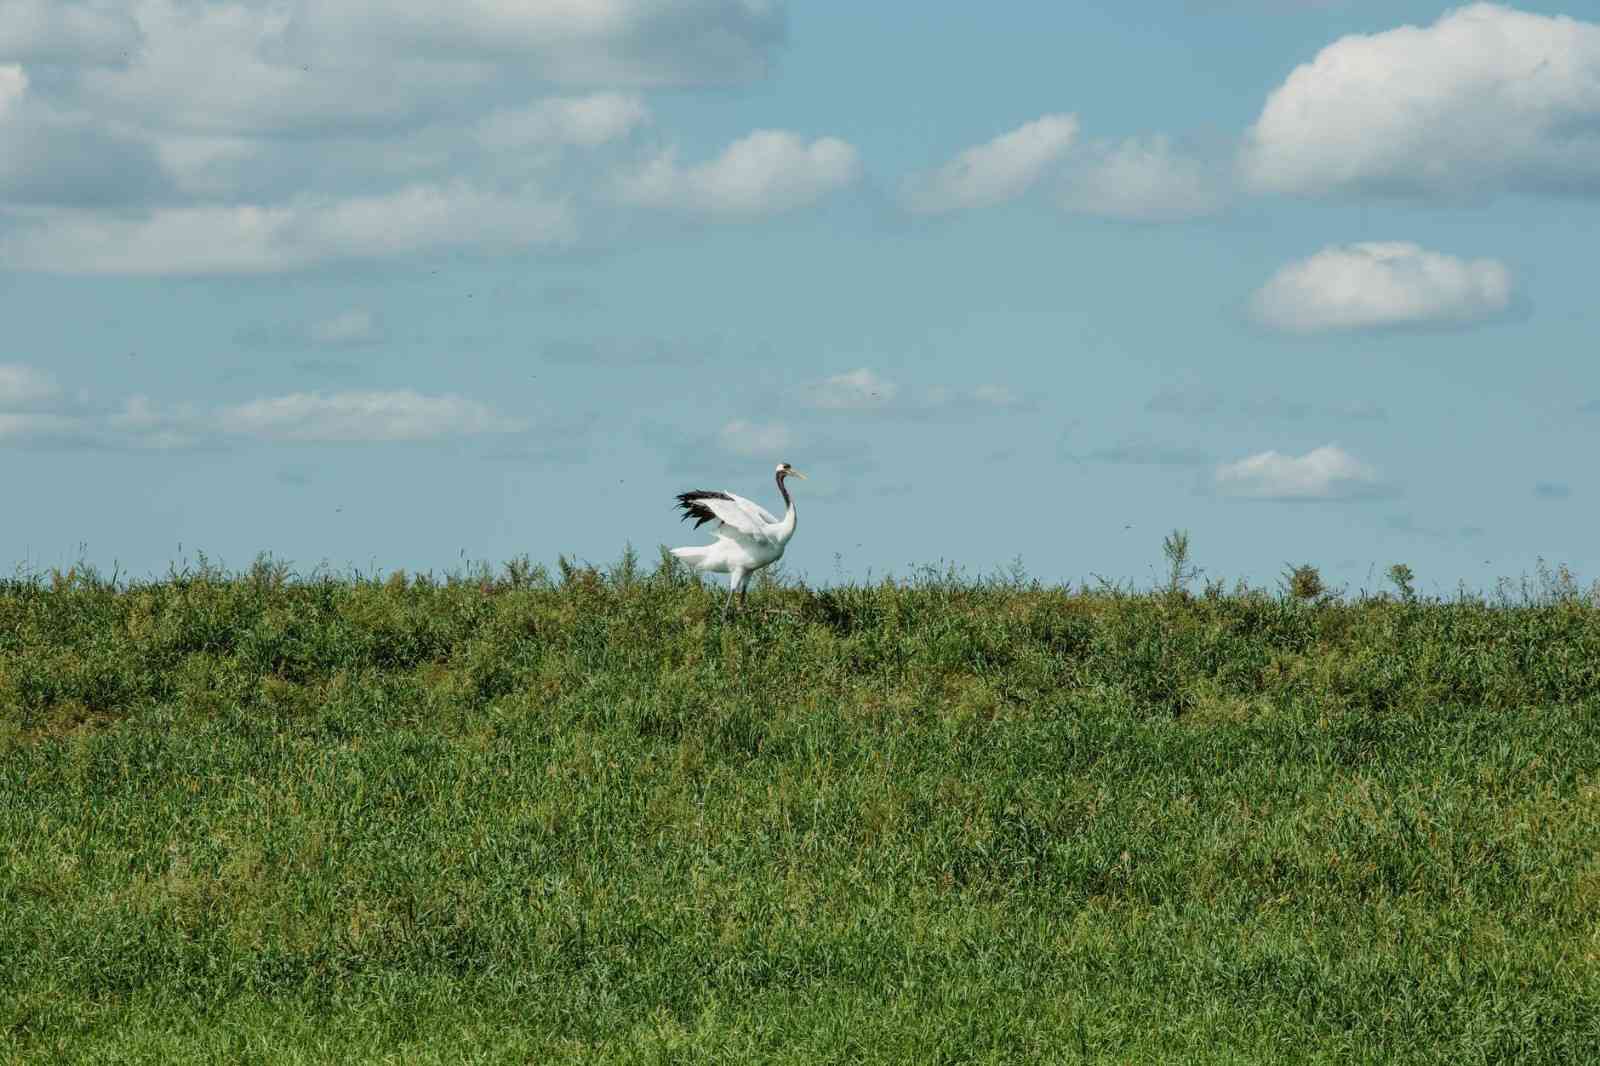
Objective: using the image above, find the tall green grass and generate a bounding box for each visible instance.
[3,550,1599,1063]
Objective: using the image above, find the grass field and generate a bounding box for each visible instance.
[4,550,1600,1063]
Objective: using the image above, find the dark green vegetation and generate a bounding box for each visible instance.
[4,551,1600,1063]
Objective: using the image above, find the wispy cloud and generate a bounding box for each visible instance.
[0,362,527,449]
[1059,134,1223,221]
[0,412,87,447]
[240,307,386,350]
[1082,437,1210,467]
[718,419,795,459]
[0,363,61,409]
[1384,512,1487,546]
[540,336,708,368]
[218,390,526,443]
[793,368,1036,417]
[308,309,385,348]
[0,64,26,116]
[0,391,211,451]
[8,185,578,275]
[797,368,898,411]
[901,114,1080,215]
[1146,386,1387,423]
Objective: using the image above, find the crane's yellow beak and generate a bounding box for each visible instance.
[787,469,807,480]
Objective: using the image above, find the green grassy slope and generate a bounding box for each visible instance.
[3,555,1599,1063]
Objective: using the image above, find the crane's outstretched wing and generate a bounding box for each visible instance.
[675,490,777,543]
[726,493,780,527]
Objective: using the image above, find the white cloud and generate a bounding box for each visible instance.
[1243,3,1600,198]
[105,395,211,450]
[0,375,208,450]
[0,363,60,409]
[0,2,140,65]
[296,0,786,90]
[305,182,576,257]
[476,94,649,151]
[794,369,1033,417]
[798,368,898,411]
[1214,444,1381,500]
[901,114,1079,215]
[0,393,525,449]
[1251,242,1513,333]
[3,183,576,274]
[619,130,859,218]
[0,361,526,448]
[1059,135,1222,220]
[719,418,793,458]
[0,65,28,117]
[970,384,1026,409]
[309,309,383,347]
[218,390,526,443]
[0,412,81,443]
[920,383,1034,412]
[0,1,790,273]
[66,0,781,139]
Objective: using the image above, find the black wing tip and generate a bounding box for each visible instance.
[673,489,731,528]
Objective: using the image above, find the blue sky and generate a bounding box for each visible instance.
[2,1,1598,592]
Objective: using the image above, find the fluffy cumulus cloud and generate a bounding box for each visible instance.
[618,130,860,218]
[901,114,1079,215]
[1250,242,1513,334]
[1059,135,1222,221]
[1243,3,1600,198]
[1214,444,1382,500]
[0,0,796,273]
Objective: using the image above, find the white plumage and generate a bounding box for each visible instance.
[670,462,806,617]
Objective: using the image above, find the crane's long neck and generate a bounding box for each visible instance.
[775,471,797,543]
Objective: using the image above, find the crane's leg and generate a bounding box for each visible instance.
[723,569,745,619]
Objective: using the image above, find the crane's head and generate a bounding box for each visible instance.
[776,462,806,480]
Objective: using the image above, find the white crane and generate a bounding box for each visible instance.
[670,462,806,618]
